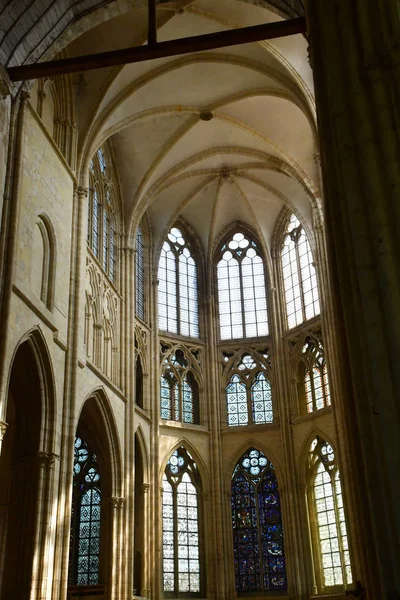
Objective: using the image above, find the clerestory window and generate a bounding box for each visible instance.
[135,225,145,320]
[158,226,199,337]
[217,231,268,340]
[281,214,320,329]
[88,147,118,283]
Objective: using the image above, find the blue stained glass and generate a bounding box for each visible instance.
[231,449,287,592]
[70,436,101,586]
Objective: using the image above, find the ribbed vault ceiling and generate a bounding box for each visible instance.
[22,0,316,260]
[0,0,304,67]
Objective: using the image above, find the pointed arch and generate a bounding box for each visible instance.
[230,447,287,592]
[6,327,56,452]
[298,428,337,487]
[160,438,209,492]
[88,141,122,285]
[161,444,205,596]
[0,328,56,598]
[78,387,123,497]
[157,219,201,338]
[291,331,331,415]
[33,213,57,311]
[69,388,123,589]
[274,209,320,329]
[134,425,150,485]
[305,436,353,590]
[214,222,269,340]
[225,440,284,494]
[160,349,201,425]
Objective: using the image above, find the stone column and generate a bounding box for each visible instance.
[142,482,151,598]
[52,185,88,600]
[31,452,60,600]
[109,496,125,600]
[307,1,400,597]
[0,89,29,424]
[205,293,227,600]
[121,241,135,599]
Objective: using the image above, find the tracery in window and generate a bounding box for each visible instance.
[217,231,268,340]
[300,337,331,413]
[88,146,118,283]
[162,447,202,596]
[224,351,273,427]
[281,214,320,329]
[231,448,287,593]
[158,226,199,337]
[308,437,352,589]
[160,349,199,424]
[69,436,101,586]
[136,226,145,320]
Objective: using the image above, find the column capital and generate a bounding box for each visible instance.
[75,185,88,199]
[19,90,30,103]
[108,496,125,509]
[143,482,151,493]
[0,420,8,441]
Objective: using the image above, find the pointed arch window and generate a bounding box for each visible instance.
[136,226,145,320]
[217,231,268,340]
[158,226,199,337]
[308,438,352,589]
[281,214,320,329]
[225,353,273,427]
[231,448,287,593]
[300,337,331,414]
[69,436,101,586]
[88,147,118,283]
[162,447,202,596]
[160,351,199,424]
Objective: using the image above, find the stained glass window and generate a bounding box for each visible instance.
[231,449,287,593]
[92,190,99,259]
[281,214,320,329]
[309,438,352,589]
[162,447,202,596]
[302,337,331,413]
[69,436,101,586]
[225,353,273,427]
[158,227,199,337]
[251,372,273,424]
[136,226,145,320]
[227,375,248,426]
[217,231,268,340]
[87,146,118,282]
[160,367,198,424]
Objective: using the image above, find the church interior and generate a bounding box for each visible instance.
[0,1,399,599]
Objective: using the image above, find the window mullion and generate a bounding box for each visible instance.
[332,471,347,583]
[254,481,265,592]
[310,364,317,412]
[176,250,180,335]
[295,238,306,322]
[239,258,246,338]
[172,484,179,594]
[247,382,253,426]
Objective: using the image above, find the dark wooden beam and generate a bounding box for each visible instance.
[7,17,306,81]
[148,0,157,46]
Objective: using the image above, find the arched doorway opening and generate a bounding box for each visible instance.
[0,340,43,599]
